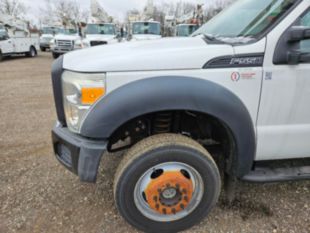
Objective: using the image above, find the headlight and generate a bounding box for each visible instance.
[62,71,106,133]
[74,40,83,49]
[49,39,55,47]
[83,42,90,47]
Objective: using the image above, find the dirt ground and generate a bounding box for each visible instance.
[0,52,309,233]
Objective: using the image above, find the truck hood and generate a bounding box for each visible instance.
[63,36,234,72]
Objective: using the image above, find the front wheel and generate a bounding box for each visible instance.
[52,52,60,59]
[27,46,37,57]
[114,134,221,233]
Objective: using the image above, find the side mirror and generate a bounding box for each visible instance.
[288,26,310,42]
[287,50,310,65]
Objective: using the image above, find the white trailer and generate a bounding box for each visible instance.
[0,23,39,61]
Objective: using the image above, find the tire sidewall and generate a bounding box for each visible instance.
[52,53,59,59]
[115,146,221,233]
[31,47,35,57]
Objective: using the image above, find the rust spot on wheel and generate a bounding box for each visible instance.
[144,171,193,215]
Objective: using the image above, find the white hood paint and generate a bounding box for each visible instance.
[63,37,234,72]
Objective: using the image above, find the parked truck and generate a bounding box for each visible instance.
[175,24,199,37]
[50,28,81,59]
[0,23,39,61]
[39,26,61,52]
[51,0,310,232]
[74,23,119,49]
[129,21,162,41]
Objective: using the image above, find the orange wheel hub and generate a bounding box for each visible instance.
[144,171,193,215]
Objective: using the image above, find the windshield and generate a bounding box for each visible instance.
[192,0,297,43]
[177,25,199,37]
[42,27,60,35]
[86,24,116,35]
[132,22,161,35]
[58,28,77,35]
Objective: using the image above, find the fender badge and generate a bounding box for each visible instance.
[231,72,241,82]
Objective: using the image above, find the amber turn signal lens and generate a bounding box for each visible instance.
[81,87,105,105]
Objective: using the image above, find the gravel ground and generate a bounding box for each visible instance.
[0,53,309,233]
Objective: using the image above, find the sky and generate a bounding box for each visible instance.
[20,0,209,23]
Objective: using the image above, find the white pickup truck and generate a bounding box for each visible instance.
[0,24,39,61]
[175,24,199,37]
[74,23,119,49]
[129,21,162,41]
[50,28,81,59]
[51,0,310,232]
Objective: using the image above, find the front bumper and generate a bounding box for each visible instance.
[52,47,73,54]
[40,42,50,48]
[52,122,107,183]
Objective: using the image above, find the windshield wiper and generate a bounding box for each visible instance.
[193,33,225,43]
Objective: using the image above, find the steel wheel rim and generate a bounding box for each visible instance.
[134,162,204,222]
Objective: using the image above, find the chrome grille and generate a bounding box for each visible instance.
[55,40,73,50]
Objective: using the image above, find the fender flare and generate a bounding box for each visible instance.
[81,76,256,177]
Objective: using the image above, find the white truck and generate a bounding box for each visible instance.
[39,26,61,52]
[51,0,310,232]
[129,21,162,41]
[74,23,119,49]
[175,24,199,37]
[50,28,81,59]
[0,23,39,61]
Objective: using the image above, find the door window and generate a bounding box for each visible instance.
[300,10,310,52]
[0,30,9,41]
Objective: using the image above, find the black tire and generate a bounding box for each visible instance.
[52,52,60,59]
[0,51,3,62]
[114,134,221,233]
[27,46,37,57]
[40,47,46,52]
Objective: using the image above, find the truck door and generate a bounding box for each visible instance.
[0,31,14,54]
[257,7,310,160]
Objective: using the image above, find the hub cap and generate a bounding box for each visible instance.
[134,162,204,222]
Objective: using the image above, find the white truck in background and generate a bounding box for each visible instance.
[175,24,199,37]
[0,23,39,62]
[75,23,119,49]
[50,28,81,59]
[129,21,162,41]
[39,26,61,52]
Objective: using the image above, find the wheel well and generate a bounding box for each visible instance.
[30,46,37,54]
[108,110,236,173]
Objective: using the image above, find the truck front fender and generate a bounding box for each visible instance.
[81,76,256,177]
